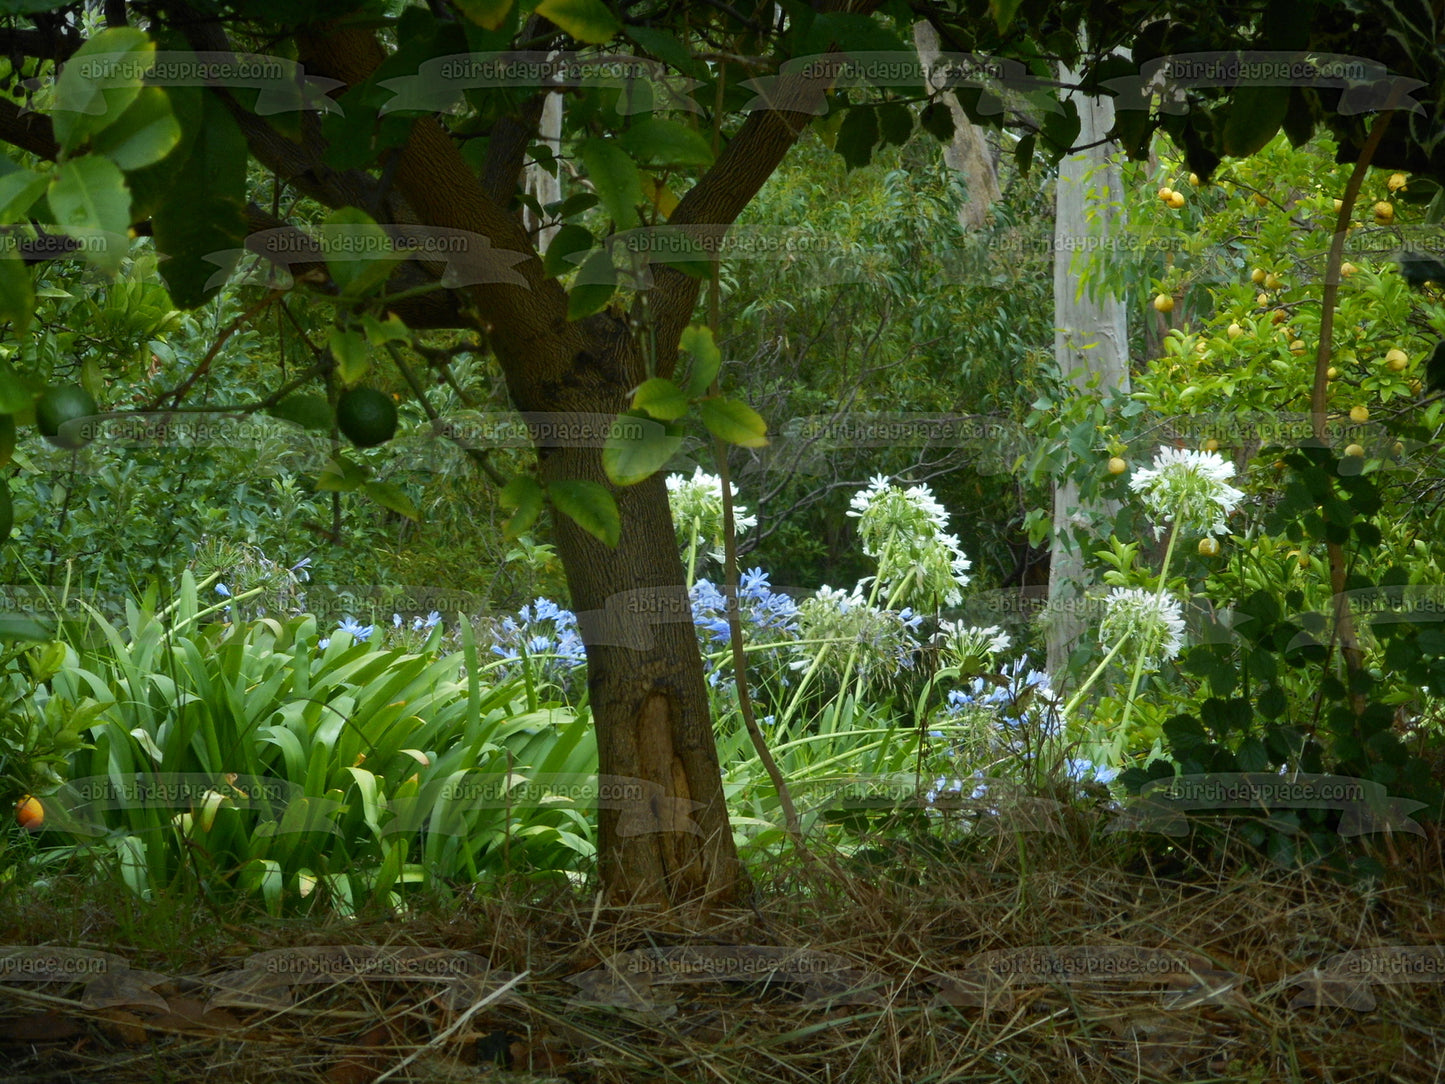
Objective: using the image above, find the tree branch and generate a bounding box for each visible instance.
[286,18,582,400]
[0,96,59,159]
[646,0,887,373]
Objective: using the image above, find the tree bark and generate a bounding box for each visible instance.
[524,88,564,252]
[1045,59,1130,683]
[911,21,1000,230]
[541,377,745,906]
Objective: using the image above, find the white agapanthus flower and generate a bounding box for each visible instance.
[1099,587,1186,670]
[790,584,922,689]
[666,467,758,565]
[1128,447,1245,538]
[810,584,864,613]
[935,620,1012,660]
[846,476,972,608]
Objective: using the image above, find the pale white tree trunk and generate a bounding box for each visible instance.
[524,88,564,251]
[912,21,1001,229]
[1045,59,1131,683]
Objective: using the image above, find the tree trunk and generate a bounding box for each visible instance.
[524,86,564,252]
[1045,59,1131,683]
[256,14,845,912]
[912,21,1001,230]
[531,326,746,909]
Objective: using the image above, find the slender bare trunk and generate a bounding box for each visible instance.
[912,21,1001,229]
[1045,59,1130,683]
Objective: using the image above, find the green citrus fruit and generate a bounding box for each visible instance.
[336,388,397,448]
[0,414,14,468]
[35,386,98,449]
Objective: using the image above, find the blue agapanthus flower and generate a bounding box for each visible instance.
[1066,758,1119,785]
[336,616,374,641]
[945,658,1064,736]
[690,569,801,687]
[490,597,588,694]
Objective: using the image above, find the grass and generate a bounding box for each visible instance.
[1,800,1442,1083]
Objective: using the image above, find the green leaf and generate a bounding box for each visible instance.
[631,377,689,421]
[46,156,131,273]
[535,0,620,44]
[544,223,593,278]
[123,81,203,221]
[679,324,721,396]
[90,85,181,170]
[152,90,249,309]
[1040,98,1081,160]
[1222,85,1289,158]
[919,101,955,143]
[0,257,34,335]
[315,455,369,492]
[552,192,599,217]
[0,167,49,225]
[1014,131,1037,174]
[876,101,913,147]
[360,312,410,346]
[700,398,768,448]
[329,327,371,385]
[454,0,514,29]
[52,27,153,153]
[268,393,332,432]
[323,206,404,298]
[990,0,1024,33]
[835,107,879,170]
[566,248,616,320]
[618,118,714,166]
[549,479,620,547]
[625,26,698,74]
[363,481,421,521]
[500,475,544,539]
[0,359,38,414]
[580,139,643,230]
[603,410,682,486]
